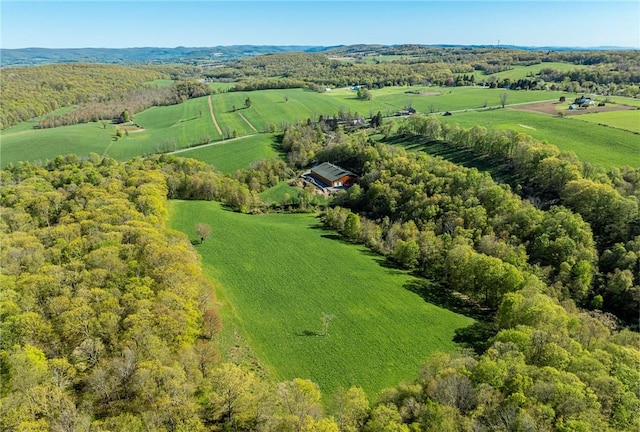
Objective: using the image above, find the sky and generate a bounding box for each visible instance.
[1,1,639,49]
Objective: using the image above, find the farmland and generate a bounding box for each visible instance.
[0,86,554,166]
[167,200,473,398]
[567,109,640,133]
[437,107,640,167]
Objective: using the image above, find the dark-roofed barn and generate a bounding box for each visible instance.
[309,162,359,187]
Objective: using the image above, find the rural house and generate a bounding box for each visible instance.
[308,162,359,188]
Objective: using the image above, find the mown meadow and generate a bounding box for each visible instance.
[168,200,473,398]
[567,109,640,133]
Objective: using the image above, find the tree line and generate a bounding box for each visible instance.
[204,48,640,97]
[393,115,639,324]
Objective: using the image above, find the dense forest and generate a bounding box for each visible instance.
[0,63,213,130]
[35,80,212,129]
[0,64,168,129]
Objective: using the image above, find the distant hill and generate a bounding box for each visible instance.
[0,45,324,67]
[2,44,636,67]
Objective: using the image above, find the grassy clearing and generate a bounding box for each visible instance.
[174,133,280,174]
[604,96,640,108]
[144,79,174,87]
[209,82,235,92]
[259,181,300,204]
[437,108,640,167]
[168,200,473,398]
[568,110,640,133]
[461,62,587,81]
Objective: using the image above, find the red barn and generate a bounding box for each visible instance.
[309,162,358,187]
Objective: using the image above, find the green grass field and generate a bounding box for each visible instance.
[168,200,473,398]
[568,109,640,133]
[172,133,280,174]
[0,120,115,167]
[460,62,587,81]
[0,96,222,167]
[259,181,301,204]
[604,96,640,108]
[437,108,640,167]
[144,79,175,87]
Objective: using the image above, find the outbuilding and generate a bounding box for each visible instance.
[309,162,359,187]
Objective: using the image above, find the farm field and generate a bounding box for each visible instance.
[0,96,222,167]
[172,133,280,174]
[436,108,640,167]
[208,87,575,129]
[604,96,640,108]
[167,200,473,398]
[568,109,640,133]
[460,62,587,81]
[0,120,114,167]
[0,85,617,167]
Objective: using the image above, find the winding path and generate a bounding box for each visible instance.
[207,96,223,136]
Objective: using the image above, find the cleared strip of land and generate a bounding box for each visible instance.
[238,112,257,132]
[208,95,223,136]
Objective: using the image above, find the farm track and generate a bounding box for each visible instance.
[168,133,259,155]
[208,96,223,136]
[238,112,257,132]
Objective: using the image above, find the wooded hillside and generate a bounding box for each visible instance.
[0,64,166,129]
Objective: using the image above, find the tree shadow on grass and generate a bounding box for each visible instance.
[405,279,498,354]
[321,233,343,241]
[312,223,407,275]
[453,321,498,355]
[405,279,492,321]
[296,330,321,337]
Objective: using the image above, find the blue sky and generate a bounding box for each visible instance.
[2,1,639,49]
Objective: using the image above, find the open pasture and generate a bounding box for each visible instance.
[437,108,640,167]
[0,96,222,166]
[567,109,640,134]
[259,180,302,204]
[215,86,572,127]
[168,200,473,398]
[0,120,114,167]
[172,133,280,174]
